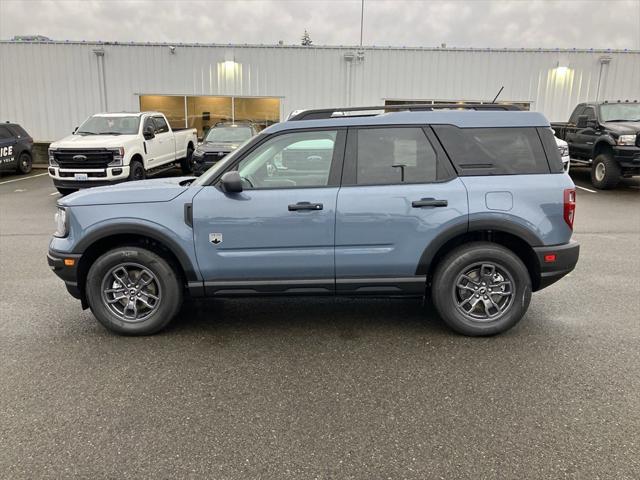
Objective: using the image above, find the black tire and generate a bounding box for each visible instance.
[590,153,621,190]
[180,146,195,175]
[85,247,183,335]
[56,187,77,196]
[431,242,532,336]
[16,152,32,174]
[129,159,146,181]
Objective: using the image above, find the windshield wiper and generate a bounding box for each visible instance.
[605,119,633,122]
[76,131,97,135]
[99,132,123,135]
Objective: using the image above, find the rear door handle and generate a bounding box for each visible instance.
[288,202,323,211]
[412,198,448,208]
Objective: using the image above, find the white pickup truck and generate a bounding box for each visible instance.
[48,112,197,194]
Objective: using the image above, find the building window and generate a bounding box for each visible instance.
[139,95,281,139]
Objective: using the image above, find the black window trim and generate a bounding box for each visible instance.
[204,127,348,190]
[341,124,456,187]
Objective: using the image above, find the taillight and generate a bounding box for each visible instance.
[564,188,576,230]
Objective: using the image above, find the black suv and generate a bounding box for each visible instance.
[0,122,34,175]
[192,122,259,175]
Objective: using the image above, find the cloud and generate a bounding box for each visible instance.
[0,0,638,49]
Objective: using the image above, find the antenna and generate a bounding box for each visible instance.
[491,86,504,104]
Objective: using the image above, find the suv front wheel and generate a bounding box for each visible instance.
[431,242,532,336]
[85,247,183,335]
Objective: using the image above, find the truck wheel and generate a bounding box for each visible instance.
[180,146,195,174]
[16,152,32,174]
[129,160,146,181]
[56,187,77,196]
[85,247,183,335]
[431,242,532,336]
[591,153,620,189]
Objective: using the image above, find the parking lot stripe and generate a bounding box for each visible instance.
[576,185,597,193]
[0,172,48,185]
[50,191,60,196]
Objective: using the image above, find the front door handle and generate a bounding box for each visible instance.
[412,198,448,208]
[288,202,323,211]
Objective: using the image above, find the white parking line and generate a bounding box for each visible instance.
[576,185,597,193]
[0,172,48,185]
[50,191,60,196]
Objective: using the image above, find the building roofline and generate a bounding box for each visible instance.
[1,39,638,54]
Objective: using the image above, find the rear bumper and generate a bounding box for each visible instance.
[533,240,580,291]
[47,249,82,299]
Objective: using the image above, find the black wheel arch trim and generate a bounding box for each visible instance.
[415,215,544,275]
[72,222,200,282]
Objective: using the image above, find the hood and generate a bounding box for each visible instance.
[59,176,195,207]
[50,133,138,149]
[198,141,242,152]
[602,121,640,135]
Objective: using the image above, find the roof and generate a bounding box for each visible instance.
[93,111,161,117]
[1,40,637,54]
[264,110,550,133]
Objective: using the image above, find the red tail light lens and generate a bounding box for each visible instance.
[564,188,576,230]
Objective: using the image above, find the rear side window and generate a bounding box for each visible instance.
[0,126,13,139]
[433,126,549,175]
[153,116,170,133]
[355,127,439,185]
[7,125,28,138]
[537,127,564,173]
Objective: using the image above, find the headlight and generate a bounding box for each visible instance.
[48,148,58,166]
[558,145,569,157]
[54,207,68,238]
[617,135,636,146]
[108,147,124,166]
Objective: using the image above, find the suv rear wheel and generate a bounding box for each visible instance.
[591,153,621,190]
[17,152,32,174]
[431,242,532,336]
[85,247,183,335]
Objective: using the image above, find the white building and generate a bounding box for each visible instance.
[1,40,639,142]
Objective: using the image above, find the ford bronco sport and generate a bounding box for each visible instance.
[48,104,579,336]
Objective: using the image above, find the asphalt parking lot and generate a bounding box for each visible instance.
[1,168,638,479]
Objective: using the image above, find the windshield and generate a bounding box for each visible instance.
[205,126,253,143]
[191,138,253,186]
[599,104,640,122]
[77,116,140,135]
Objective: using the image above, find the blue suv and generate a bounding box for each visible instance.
[48,104,579,336]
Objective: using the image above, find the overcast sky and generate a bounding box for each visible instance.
[1,0,639,49]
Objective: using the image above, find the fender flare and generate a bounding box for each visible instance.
[415,215,543,275]
[73,220,200,281]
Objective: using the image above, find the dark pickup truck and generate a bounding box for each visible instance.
[552,101,640,189]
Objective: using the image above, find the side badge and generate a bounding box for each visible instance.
[209,233,223,245]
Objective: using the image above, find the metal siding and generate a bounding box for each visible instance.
[0,42,638,142]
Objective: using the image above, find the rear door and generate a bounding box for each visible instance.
[0,125,17,172]
[334,126,468,295]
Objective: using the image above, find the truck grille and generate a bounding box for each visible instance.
[203,152,228,163]
[54,149,114,169]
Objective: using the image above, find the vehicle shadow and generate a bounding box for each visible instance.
[166,296,453,338]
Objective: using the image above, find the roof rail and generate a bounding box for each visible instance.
[288,103,523,121]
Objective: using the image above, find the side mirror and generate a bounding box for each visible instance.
[143,125,155,140]
[220,171,243,193]
[576,115,588,129]
[73,126,78,134]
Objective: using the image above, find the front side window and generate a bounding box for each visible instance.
[583,107,596,121]
[433,126,548,175]
[235,130,337,189]
[77,116,140,135]
[0,126,13,139]
[153,116,170,134]
[356,128,438,185]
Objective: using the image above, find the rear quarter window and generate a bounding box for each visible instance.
[433,126,550,175]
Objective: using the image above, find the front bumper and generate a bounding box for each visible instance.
[533,240,580,291]
[47,249,82,299]
[49,166,130,189]
[613,146,640,170]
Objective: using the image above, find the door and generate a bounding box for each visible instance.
[335,126,468,295]
[151,116,176,165]
[573,106,599,159]
[192,129,345,295]
[0,125,17,172]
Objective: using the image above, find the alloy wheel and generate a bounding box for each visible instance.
[100,263,162,322]
[452,262,515,322]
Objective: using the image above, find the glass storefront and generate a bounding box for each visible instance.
[139,95,280,139]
